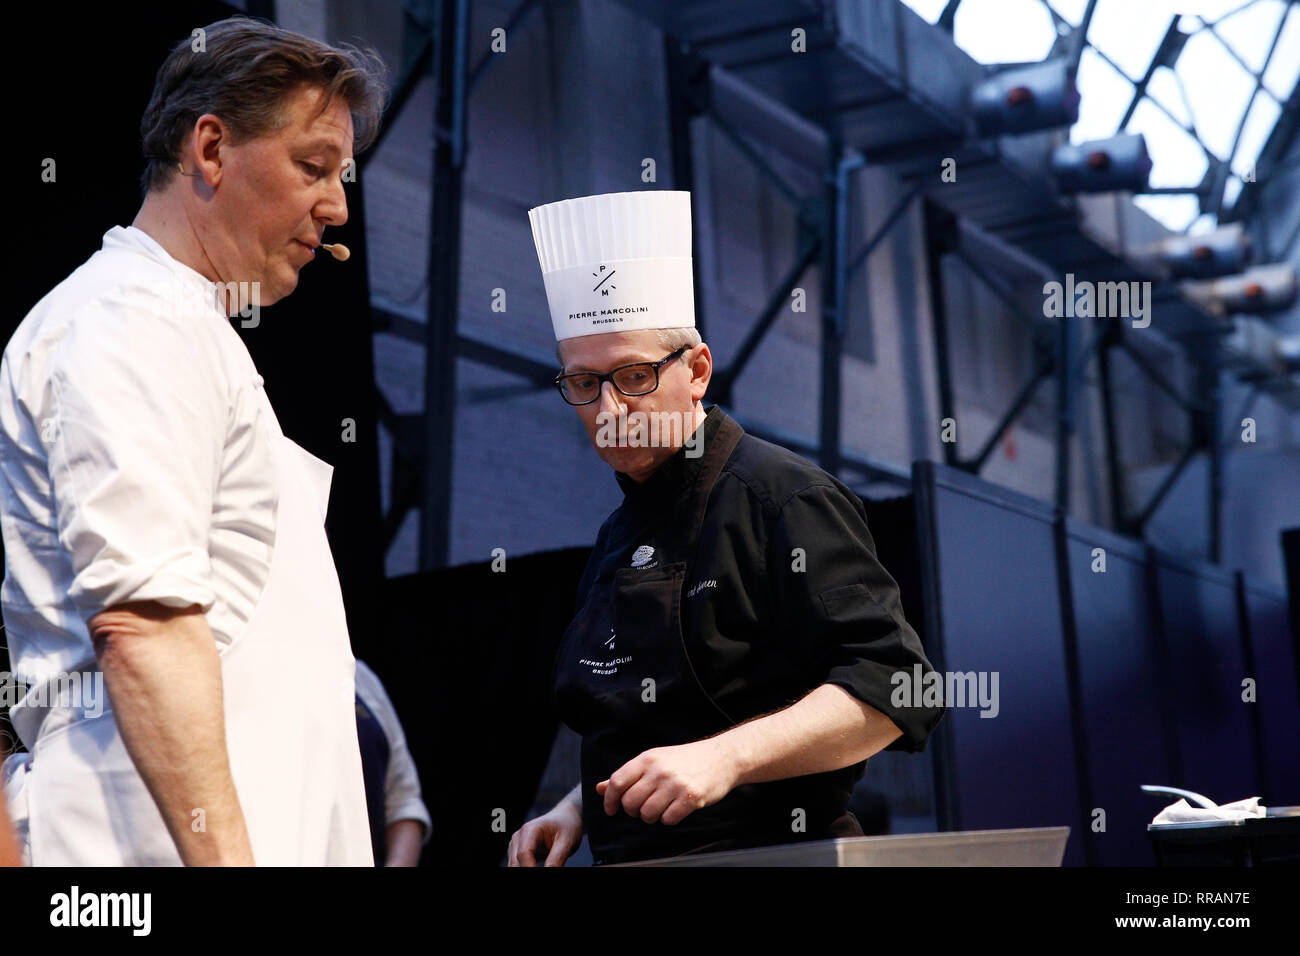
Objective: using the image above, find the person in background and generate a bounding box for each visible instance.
[355,660,431,866]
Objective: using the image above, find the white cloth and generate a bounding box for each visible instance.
[1152,797,1265,825]
[354,660,432,843]
[0,224,372,865]
[0,225,275,747]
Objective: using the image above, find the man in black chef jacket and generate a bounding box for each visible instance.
[508,190,944,867]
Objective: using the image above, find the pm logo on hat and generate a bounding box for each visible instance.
[592,264,617,296]
[528,191,696,341]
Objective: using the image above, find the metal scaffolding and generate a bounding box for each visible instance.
[363,0,1299,569]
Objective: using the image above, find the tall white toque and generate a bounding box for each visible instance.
[528,190,695,341]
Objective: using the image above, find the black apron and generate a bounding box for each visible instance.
[554,414,856,865]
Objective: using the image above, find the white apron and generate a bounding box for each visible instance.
[3,387,374,866]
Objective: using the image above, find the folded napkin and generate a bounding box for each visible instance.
[1152,796,1265,825]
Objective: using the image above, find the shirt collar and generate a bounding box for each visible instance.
[614,405,724,507]
[102,225,222,307]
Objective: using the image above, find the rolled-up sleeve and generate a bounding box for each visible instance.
[768,483,945,753]
[45,294,227,617]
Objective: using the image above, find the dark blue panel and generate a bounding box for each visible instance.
[1065,524,1173,865]
[929,475,1084,866]
[1242,580,1300,806]
[1153,554,1260,802]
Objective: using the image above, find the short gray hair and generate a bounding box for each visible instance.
[555,327,703,365]
[654,327,702,353]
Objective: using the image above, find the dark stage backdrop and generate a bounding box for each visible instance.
[1286,528,1300,671]
[5,3,384,680]
[374,547,592,867]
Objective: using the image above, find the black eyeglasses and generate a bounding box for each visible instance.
[554,346,688,406]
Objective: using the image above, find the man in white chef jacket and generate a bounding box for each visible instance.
[0,17,387,866]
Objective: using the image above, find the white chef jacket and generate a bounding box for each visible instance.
[354,660,432,842]
[0,224,371,866]
[0,225,275,747]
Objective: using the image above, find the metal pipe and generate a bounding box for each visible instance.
[966,355,1055,473]
[666,37,710,341]
[1204,368,1223,563]
[419,0,470,570]
[1135,438,1200,530]
[1117,338,1207,413]
[714,235,822,402]
[1056,297,1074,510]
[1096,320,1129,533]
[819,145,850,477]
[706,110,804,206]
[924,201,960,467]
[846,181,923,279]
[1067,0,1099,74]
[467,0,541,92]
[1219,384,1258,448]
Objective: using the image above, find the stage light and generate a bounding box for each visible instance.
[1140,224,1253,280]
[1182,264,1299,316]
[1051,134,1152,194]
[970,59,1080,136]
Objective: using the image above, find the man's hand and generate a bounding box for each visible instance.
[596,739,739,825]
[507,789,583,867]
[596,685,903,829]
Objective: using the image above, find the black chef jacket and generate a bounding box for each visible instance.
[553,405,944,864]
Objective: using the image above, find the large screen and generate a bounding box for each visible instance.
[1065,522,1174,865]
[917,463,1085,866]
[1240,576,1300,806]
[1151,553,1260,803]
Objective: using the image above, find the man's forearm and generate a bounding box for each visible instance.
[560,782,583,813]
[715,683,902,786]
[91,602,254,866]
[384,819,425,866]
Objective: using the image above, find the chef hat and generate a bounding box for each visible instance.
[528,190,695,341]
